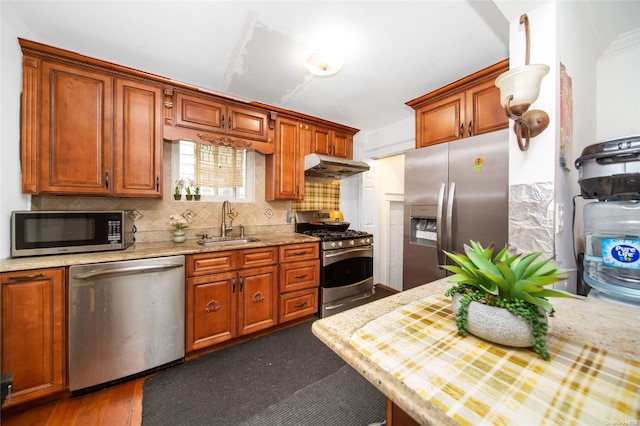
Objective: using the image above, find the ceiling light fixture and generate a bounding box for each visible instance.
[495,14,550,151]
[305,48,343,77]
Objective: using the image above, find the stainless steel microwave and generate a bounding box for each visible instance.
[11,210,135,257]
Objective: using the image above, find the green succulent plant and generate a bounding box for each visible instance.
[443,241,576,360]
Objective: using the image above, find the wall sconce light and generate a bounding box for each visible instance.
[495,14,550,151]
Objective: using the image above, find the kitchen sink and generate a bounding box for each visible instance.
[197,237,260,247]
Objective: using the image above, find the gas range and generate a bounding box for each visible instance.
[294,210,374,318]
[294,210,373,250]
[301,230,373,250]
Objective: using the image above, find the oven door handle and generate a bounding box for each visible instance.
[324,247,373,258]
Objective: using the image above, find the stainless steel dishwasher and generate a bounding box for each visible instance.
[68,255,185,392]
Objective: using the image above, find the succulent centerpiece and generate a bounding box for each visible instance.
[443,241,576,360]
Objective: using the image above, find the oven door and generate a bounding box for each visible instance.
[320,245,374,315]
[321,246,374,288]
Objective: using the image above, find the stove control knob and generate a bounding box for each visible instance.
[330,242,337,249]
[350,240,355,246]
[365,238,371,245]
[338,241,343,248]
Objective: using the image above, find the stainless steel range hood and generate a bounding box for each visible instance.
[304,154,370,179]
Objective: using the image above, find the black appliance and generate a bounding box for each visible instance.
[295,210,374,317]
[11,210,135,257]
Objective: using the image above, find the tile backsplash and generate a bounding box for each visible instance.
[31,143,292,242]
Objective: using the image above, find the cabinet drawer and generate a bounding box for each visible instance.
[186,251,237,277]
[279,243,319,263]
[279,288,318,323]
[238,247,278,269]
[280,260,319,292]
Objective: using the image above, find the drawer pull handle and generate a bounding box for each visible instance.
[294,302,307,308]
[252,291,265,303]
[294,274,308,279]
[205,300,221,313]
[293,251,307,255]
[6,273,45,281]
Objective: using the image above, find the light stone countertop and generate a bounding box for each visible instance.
[312,278,640,426]
[0,233,319,272]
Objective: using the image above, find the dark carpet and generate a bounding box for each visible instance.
[142,319,386,425]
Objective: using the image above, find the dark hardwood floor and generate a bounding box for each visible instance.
[1,375,147,426]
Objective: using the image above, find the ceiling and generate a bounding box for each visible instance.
[7,1,640,133]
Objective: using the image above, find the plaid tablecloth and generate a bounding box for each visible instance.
[349,295,640,426]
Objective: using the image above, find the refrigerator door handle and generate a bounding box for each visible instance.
[436,182,446,265]
[446,182,456,254]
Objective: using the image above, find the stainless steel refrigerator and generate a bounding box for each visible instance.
[403,129,509,290]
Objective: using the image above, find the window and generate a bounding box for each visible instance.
[172,140,254,202]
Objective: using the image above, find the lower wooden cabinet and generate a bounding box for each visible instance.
[278,243,320,322]
[185,248,279,352]
[1,268,66,407]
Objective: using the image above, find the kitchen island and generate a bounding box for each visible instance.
[312,278,640,425]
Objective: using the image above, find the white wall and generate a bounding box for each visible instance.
[597,29,640,141]
[554,1,600,293]
[1,3,33,259]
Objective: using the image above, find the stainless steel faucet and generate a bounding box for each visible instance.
[221,200,233,237]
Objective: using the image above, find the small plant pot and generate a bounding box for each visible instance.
[185,195,193,201]
[451,294,546,348]
[173,194,182,201]
[173,229,186,243]
[194,195,201,201]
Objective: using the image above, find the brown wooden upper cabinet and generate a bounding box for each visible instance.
[309,125,353,159]
[173,91,269,142]
[20,39,163,197]
[406,59,509,148]
[265,116,304,201]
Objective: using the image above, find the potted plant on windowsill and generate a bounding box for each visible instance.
[443,241,576,360]
[174,179,185,201]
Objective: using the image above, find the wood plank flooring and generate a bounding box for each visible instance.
[1,375,147,426]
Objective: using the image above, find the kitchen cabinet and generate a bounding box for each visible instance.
[185,247,278,352]
[278,243,320,323]
[265,116,304,201]
[1,268,66,407]
[407,59,508,148]
[20,39,164,197]
[114,78,163,197]
[310,126,353,159]
[169,90,269,142]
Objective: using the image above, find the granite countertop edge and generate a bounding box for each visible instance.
[312,278,640,426]
[0,233,320,272]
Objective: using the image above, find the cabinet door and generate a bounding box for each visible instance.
[186,251,237,277]
[41,61,112,195]
[312,126,331,156]
[227,105,269,142]
[280,259,320,292]
[279,243,320,263]
[332,130,353,159]
[238,265,278,335]
[175,92,225,132]
[186,272,237,351]
[114,79,163,197]
[1,268,65,407]
[465,78,508,137]
[299,121,314,156]
[416,91,464,148]
[266,116,303,200]
[238,247,278,269]
[279,288,318,323]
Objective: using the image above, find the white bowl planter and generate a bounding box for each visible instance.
[451,294,547,348]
